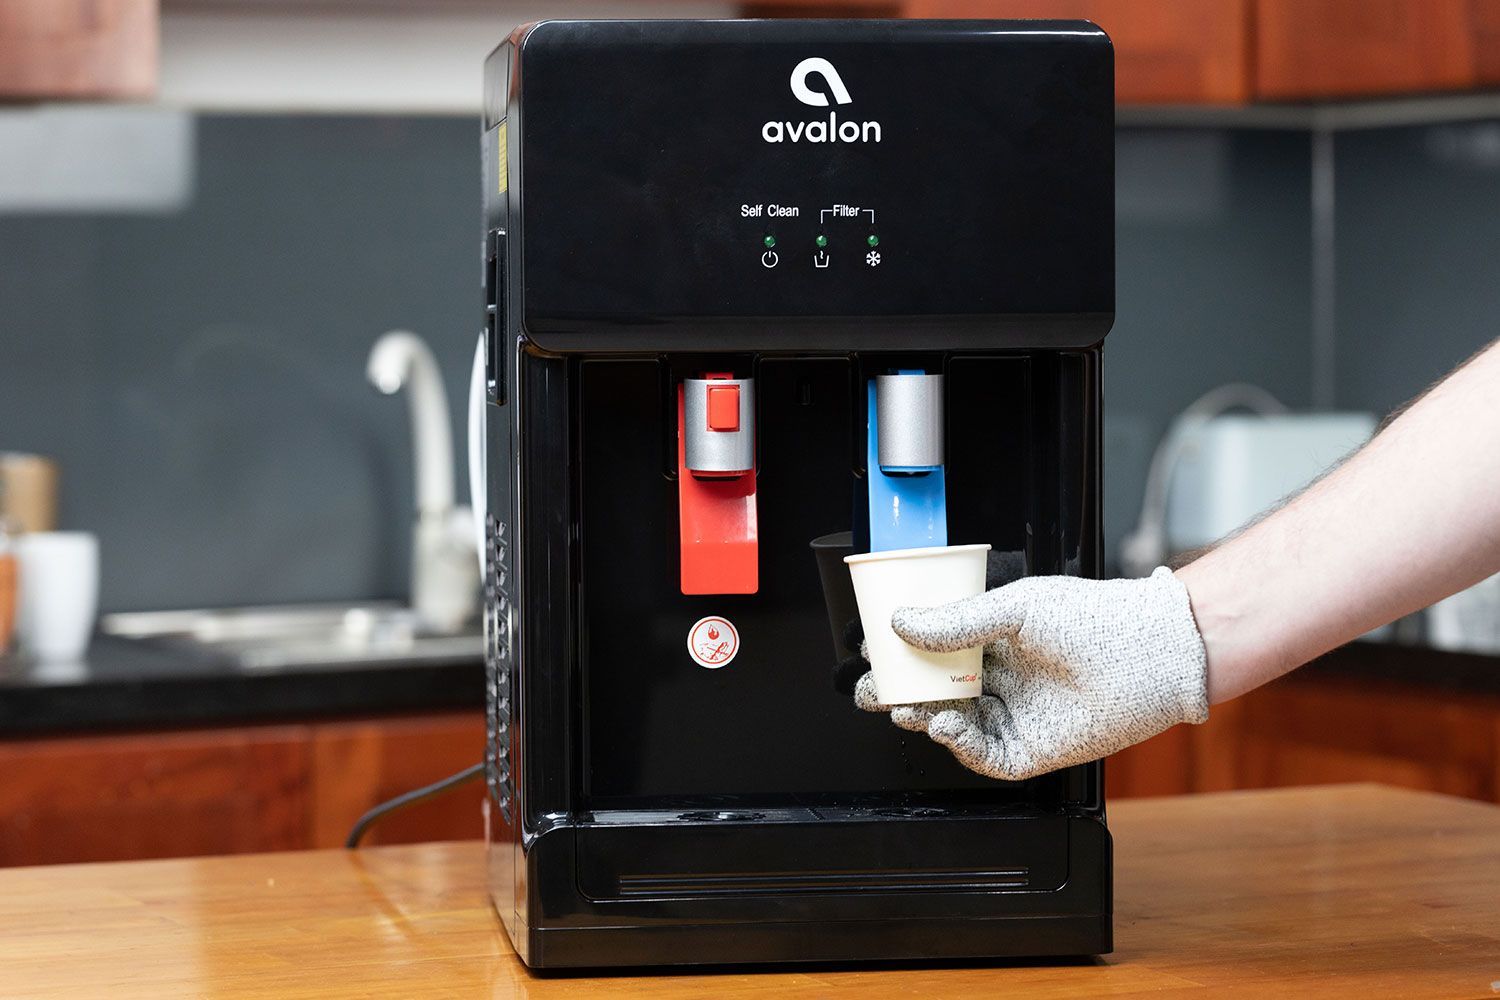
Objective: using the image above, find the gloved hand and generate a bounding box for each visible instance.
[854,567,1209,781]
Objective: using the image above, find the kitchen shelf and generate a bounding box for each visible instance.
[1118,90,1500,132]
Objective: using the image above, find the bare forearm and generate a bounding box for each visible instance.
[1176,339,1500,704]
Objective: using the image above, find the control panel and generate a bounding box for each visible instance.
[501,20,1115,350]
[749,204,883,273]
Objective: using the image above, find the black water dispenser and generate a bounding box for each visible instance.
[480,18,1115,968]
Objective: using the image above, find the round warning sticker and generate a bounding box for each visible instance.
[686,616,740,669]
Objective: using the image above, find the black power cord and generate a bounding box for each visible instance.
[345,761,486,849]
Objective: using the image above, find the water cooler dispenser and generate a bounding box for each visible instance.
[480,19,1115,968]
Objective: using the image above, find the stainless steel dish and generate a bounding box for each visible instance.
[102,601,482,671]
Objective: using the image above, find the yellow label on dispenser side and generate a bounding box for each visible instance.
[497,122,508,194]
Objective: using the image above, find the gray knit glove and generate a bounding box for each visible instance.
[854,567,1209,781]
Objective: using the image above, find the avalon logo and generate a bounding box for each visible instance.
[790,57,851,107]
[762,57,882,144]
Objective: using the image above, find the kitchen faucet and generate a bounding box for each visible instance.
[366,330,478,632]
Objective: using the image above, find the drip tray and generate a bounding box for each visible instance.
[873,807,950,818]
[583,803,1048,826]
[583,808,817,826]
[574,808,1068,902]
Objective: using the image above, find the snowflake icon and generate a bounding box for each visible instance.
[865,250,882,267]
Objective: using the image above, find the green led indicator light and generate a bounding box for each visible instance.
[763,235,777,249]
[815,234,828,248]
[867,234,880,248]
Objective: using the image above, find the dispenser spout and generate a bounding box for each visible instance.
[678,374,758,594]
[867,371,948,552]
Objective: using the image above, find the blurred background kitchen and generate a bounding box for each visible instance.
[3,0,1500,866]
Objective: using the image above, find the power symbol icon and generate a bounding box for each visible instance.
[761,250,779,268]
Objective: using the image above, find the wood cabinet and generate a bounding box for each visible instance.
[0,0,157,100]
[0,725,309,865]
[309,715,486,848]
[1475,0,1500,85]
[752,0,1500,104]
[1110,658,1500,803]
[0,711,484,867]
[911,0,1256,104]
[1255,0,1479,100]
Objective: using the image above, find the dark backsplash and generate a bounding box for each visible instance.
[0,115,1494,612]
[0,117,481,612]
[1334,124,1500,413]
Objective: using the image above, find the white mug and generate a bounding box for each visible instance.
[16,531,99,662]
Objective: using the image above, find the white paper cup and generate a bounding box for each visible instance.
[844,543,990,704]
[16,531,99,662]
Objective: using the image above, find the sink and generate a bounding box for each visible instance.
[100,602,483,671]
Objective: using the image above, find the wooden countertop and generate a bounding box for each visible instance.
[2,784,1498,998]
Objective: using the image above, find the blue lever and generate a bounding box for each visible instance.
[867,375,947,552]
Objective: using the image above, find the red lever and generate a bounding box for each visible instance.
[678,382,757,595]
